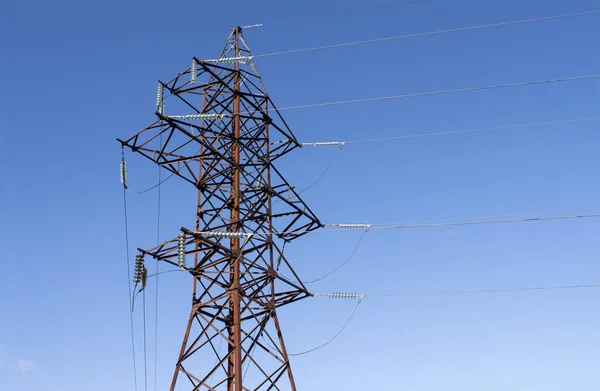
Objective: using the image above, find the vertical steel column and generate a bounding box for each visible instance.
[228,26,243,391]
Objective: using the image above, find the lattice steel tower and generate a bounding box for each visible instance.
[118,26,321,391]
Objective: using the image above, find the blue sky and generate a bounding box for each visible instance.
[1,0,599,390]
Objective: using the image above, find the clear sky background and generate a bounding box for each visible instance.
[1,0,599,390]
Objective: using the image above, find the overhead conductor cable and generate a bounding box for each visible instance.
[268,74,600,113]
[301,116,600,146]
[120,145,138,391]
[234,74,600,116]
[271,210,600,236]
[120,150,175,195]
[292,142,346,196]
[293,284,600,356]
[167,75,600,119]
[254,10,600,58]
[303,227,370,284]
[313,284,600,299]
[288,294,363,356]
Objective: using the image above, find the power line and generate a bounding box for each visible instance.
[145,269,185,279]
[254,10,600,58]
[265,0,434,27]
[270,211,600,236]
[288,297,363,356]
[126,173,175,195]
[315,283,600,298]
[293,283,600,356]
[121,147,139,391]
[271,144,343,204]
[293,116,598,210]
[297,144,344,194]
[302,229,369,284]
[180,75,598,117]
[289,209,599,282]
[120,136,166,391]
[301,116,600,146]
[320,213,600,232]
[368,208,600,227]
[142,291,148,391]
[267,74,600,113]
[153,134,163,391]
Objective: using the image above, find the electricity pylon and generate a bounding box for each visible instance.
[118,26,321,391]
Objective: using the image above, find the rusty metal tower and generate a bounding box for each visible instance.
[118,26,321,391]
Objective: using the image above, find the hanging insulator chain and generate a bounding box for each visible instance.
[178,233,186,270]
[140,266,147,292]
[133,254,144,284]
[120,160,127,186]
[156,82,164,115]
[190,60,197,84]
